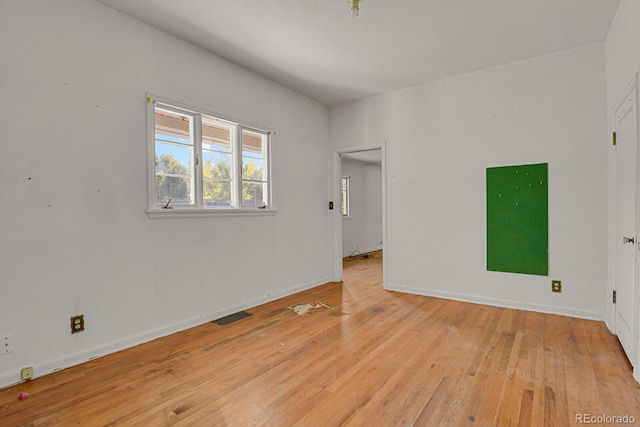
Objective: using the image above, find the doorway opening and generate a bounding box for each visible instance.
[333,145,387,288]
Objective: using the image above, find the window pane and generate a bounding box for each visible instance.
[156,133,190,145]
[202,118,233,207]
[242,182,266,206]
[242,130,266,180]
[242,159,264,181]
[155,143,192,175]
[202,151,231,180]
[202,119,231,152]
[341,177,349,216]
[342,191,347,215]
[155,107,194,206]
[241,129,269,207]
[203,180,232,207]
[155,109,191,142]
[156,176,191,205]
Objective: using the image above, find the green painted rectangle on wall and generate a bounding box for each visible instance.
[486,163,548,276]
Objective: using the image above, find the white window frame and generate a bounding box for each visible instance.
[146,94,276,218]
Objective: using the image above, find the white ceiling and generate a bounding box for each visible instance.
[342,149,382,166]
[95,0,619,106]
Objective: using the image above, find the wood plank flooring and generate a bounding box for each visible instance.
[2,252,640,426]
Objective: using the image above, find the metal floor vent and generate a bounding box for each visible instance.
[213,311,252,325]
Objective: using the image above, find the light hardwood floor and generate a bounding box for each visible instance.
[2,252,640,426]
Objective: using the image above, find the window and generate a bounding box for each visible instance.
[147,95,274,216]
[341,176,350,216]
[154,108,196,206]
[241,129,269,207]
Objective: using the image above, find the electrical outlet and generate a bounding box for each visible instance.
[551,280,562,293]
[70,315,85,334]
[21,367,33,380]
[1,335,14,355]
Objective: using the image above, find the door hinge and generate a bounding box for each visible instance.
[613,290,617,304]
[613,131,617,146]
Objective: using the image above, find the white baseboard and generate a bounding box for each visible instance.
[384,283,603,321]
[604,312,615,334]
[0,276,331,390]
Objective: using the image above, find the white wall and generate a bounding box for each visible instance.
[605,0,640,362]
[330,44,608,319]
[341,157,382,257]
[0,0,331,388]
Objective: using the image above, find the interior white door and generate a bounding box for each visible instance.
[615,83,638,364]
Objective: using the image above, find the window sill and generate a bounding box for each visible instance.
[147,207,278,219]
